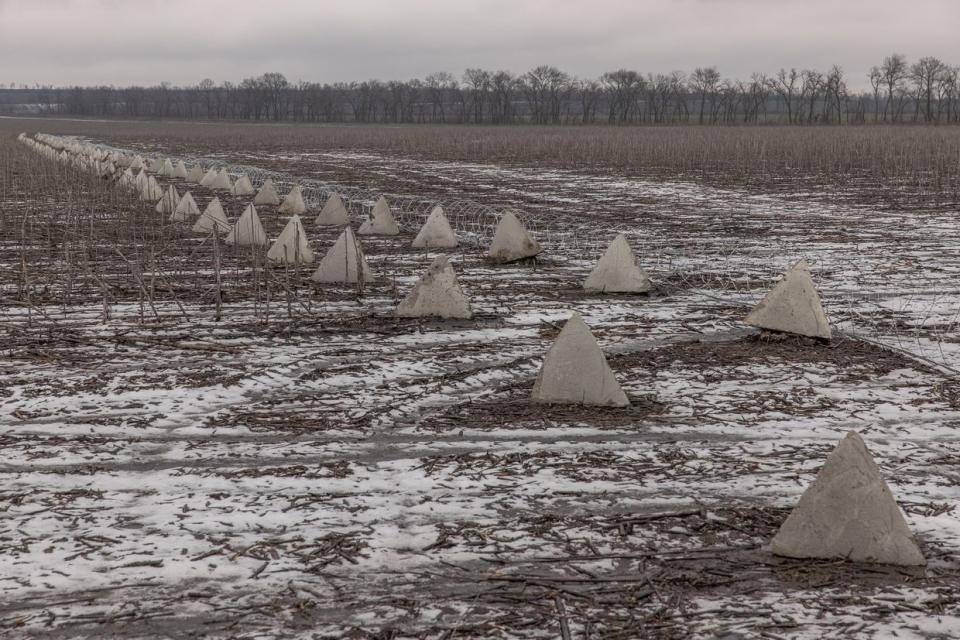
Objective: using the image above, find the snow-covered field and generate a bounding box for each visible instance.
[2,129,960,638]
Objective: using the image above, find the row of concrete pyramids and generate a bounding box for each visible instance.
[22,134,921,567]
[23,135,835,333]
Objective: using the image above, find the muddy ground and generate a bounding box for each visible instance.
[1,118,960,639]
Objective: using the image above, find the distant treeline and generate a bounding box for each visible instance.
[2,55,959,125]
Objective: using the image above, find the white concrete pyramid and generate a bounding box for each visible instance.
[584,233,651,293]
[149,157,165,173]
[130,156,144,170]
[120,168,136,189]
[173,160,188,179]
[232,174,255,196]
[155,185,181,215]
[159,158,175,177]
[253,178,281,206]
[199,168,218,187]
[746,259,831,339]
[488,211,541,263]
[396,256,472,319]
[267,215,315,264]
[531,313,628,407]
[315,192,349,226]
[225,204,268,247]
[187,165,205,184]
[141,175,164,202]
[412,205,457,249]
[311,227,373,284]
[771,432,925,566]
[135,168,149,191]
[358,196,400,235]
[193,197,230,234]
[279,185,307,215]
[171,191,200,222]
[210,169,234,192]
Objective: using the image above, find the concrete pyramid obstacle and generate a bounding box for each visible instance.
[267,215,315,264]
[396,256,472,319]
[232,174,255,196]
[771,432,925,566]
[135,168,149,191]
[412,205,457,249]
[155,185,181,215]
[173,160,188,179]
[531,313,628,407]
[225,204,268,247]
[159,158,175,177]
[130,156,144,170]
[745,259,831,339]
[279,185,307,215]
[141,175,164,201]
[120,168,136,189]
[187,165,205,184]
[315,192,349,226]
[199,168,218,187]
[311,226,373,284]
[358,196,400,236]
[253,178,281,206]
[584,233,651,293]
[488,211,541,263]
[210,169,234,192]
[171,191,200,222]
[149,157,164,173]
[193,197,231,234]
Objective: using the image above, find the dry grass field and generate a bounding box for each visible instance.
[2,117,960,639]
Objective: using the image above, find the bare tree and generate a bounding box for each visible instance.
[880,53,908,122]
[768,68,799,123]
[689,67,720,124]
[911,56,946,122]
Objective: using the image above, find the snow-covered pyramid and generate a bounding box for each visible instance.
[531,313,628,407]
[412,205,457,249]
[746,259,831,339]
[488,211,541,263]
[267,215,314,264]
[224,204,268,247]
[193,197,230,234]
[584,233,651,293]
[210,168,234,192]
[396,256,471,319]
[199,168,218,187]
[171,191,200,222]
[315,192,349,226]
[358,196,399,235]
[311,226,373,284]
[173,160,188,179]
[253,178,280,206]
[159,158,175,177]
[279,185,307,215]
[155,185,181,215]
[232,174,255,196]
[771,432,925,566]
[187,165,205,184]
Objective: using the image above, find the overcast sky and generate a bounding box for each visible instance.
[1,0,957,90]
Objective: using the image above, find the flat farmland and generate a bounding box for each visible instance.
[2,118,960,639]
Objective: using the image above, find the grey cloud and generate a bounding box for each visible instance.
[0,0,957,88]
